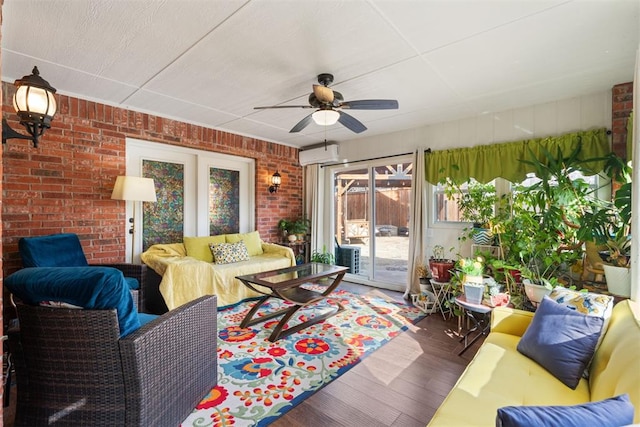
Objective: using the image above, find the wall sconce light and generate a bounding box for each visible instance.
[312,109,340,126]
[2,66,58,148]
[269,171,282,193]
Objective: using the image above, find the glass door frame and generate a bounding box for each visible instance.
[328,154,412,292]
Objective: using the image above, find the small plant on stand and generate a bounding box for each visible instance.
[415,262,431,291]
[429,245,456,282]
[456,256,485,305]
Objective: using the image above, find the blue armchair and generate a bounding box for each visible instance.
[18,233,148,311]
[5,266,217,426]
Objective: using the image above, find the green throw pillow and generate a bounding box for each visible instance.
[183,235,226,262]
[225,231,263,256]
[210,241,250,264]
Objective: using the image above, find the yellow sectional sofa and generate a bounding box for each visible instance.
[428,298,639,426]
[140,232,295,313]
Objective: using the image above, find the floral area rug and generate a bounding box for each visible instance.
[180,285,425,427]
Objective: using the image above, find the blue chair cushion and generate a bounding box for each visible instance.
[138,313,158,328]
[19,233,89,267]
[124,276,140,290]
[5,266,140,337]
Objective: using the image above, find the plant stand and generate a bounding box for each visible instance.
[454,295,493,356]
[411,291,436,315]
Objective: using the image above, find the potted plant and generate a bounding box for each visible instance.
[415,262,431,293]
[456,256,485,304]
[278,219,294,241]
[599,153,632,297]
[310,246,335,265]
[493,143,615,306]
[429,245,456,282]
[290,217,310,241]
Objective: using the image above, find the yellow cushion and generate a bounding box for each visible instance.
[428,332,591,426]
[225,231,263,256]
[589,299,640,423]
[183,235,226,262]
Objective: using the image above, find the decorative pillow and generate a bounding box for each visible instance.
[210,241,250,264]
[516,296,604,389]
[496,394,634,427]
[225,231,263,256]
[549,287,613,319]
[549,286,614,376]
[184,235,226,262]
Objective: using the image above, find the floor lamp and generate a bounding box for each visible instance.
[111,176,157,262]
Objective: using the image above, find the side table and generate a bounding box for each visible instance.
[454,295,492,356]
[281,240,310,264]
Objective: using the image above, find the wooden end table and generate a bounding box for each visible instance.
[236,263,348,341]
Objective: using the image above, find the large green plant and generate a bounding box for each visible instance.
[496,142,614,285]
[600,153,632,266]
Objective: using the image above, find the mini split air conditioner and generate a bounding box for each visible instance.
[298,144,339,166]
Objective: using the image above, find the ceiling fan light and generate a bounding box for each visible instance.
[312,109,339,126]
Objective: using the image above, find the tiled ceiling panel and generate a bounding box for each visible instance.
[2,0,637,148]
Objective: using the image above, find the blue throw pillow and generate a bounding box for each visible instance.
[5,266,140,337]
[496,394,634,427]
[516,295,604,389]
[19,233,89,267]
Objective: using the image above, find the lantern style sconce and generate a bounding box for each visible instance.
[2,66,57,148]
[269,171,281,193]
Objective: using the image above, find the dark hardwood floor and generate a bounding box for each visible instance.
[3,282,482,427]
[271,282,483,427]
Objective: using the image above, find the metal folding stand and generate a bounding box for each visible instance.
[430,280,453,320]
[455,295,492,355]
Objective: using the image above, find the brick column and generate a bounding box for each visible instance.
[612,82,633,159]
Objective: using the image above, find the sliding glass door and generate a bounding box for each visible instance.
[333,157,412,289]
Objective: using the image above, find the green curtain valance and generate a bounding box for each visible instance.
[424,128,610,185]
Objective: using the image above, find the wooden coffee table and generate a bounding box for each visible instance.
[236,262,348,341]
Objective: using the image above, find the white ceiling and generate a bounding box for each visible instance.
[2,0,638,149]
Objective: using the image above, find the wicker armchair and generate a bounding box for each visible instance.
[8,295,217,427]
[18,233,148,311]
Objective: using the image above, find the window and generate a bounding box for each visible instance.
[434,179,497,224]
[434,170,601,226]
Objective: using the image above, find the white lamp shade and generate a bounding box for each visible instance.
[111,176,157,202]
[312,109,340,126]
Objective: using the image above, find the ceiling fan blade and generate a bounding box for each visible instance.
[254,105,313,109]
[338,111,367,133]
[339,99,399,110]
[313,84,334,103]
[289,113,314,133]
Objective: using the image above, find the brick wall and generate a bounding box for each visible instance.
[1,82,302,276]
[611,81,633,159]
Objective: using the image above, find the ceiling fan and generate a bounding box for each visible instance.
[254,73,398,134]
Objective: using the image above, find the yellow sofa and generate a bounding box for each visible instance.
[428,299,640,426]
[140,233,295,313]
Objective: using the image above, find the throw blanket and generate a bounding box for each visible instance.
[141,242,296,309]
[5,266,140,337]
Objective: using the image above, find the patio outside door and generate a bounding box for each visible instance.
[333,159,412,290]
